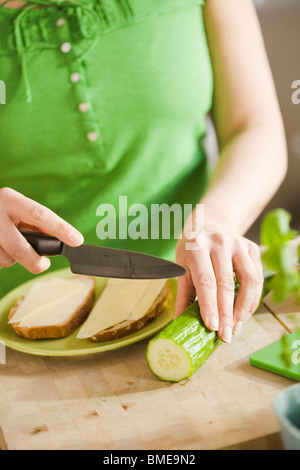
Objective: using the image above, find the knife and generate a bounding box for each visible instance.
[20,230,186,280]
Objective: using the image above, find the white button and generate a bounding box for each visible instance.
[70,72,81,83]
[61,42,72,53]
[87,132,98,142]
[78,102,89,113]
[56,18,65,27]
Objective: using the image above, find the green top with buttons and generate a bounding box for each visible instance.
[0,0,213,297]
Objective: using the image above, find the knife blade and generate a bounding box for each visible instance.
[20,231,186,280]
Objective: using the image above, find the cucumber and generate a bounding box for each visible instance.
[147,272,271,383]
[146,301,222,382]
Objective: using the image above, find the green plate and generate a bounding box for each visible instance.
[0,268,177,357]
[250,330,300,381]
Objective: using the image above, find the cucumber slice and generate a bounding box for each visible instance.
[146,301,222,382]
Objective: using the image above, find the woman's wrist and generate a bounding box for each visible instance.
[182,202,248,244]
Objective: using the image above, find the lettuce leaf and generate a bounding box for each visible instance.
[260,208,300,303]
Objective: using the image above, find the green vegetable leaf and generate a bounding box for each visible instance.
[260,208,297,248]
[260,208,299,304]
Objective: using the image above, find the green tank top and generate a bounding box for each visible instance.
[0,0,213,297]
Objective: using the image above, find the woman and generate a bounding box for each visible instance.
[0,0,287,343]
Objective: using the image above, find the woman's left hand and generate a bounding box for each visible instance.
[174,224,264,343]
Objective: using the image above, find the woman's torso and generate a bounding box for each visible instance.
[0,0,213,296]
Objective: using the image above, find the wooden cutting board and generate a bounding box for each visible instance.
[264,291,300,334]
[0,301,294,450]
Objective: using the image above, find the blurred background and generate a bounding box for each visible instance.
[206,0,300,243]
[246,0,300,242]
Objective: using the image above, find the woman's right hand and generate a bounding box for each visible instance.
[0,187,84,273]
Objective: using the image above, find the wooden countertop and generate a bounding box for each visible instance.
[0,299,298,450]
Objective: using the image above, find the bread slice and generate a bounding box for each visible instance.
[9,276,96,340]
[88,280,169,342]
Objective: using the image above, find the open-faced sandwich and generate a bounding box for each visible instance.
[8,276,169,342]
[77,278,169,342]
[8,276,96,339]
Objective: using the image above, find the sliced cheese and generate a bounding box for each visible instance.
[9,278,81,324]
[9,277,94,328]
[76,278,167,339]
[127,278,167,321]
[76,278,153,339]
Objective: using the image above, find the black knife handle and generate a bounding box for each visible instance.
[20,231,63,257]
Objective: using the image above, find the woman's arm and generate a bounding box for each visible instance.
[202,0,287,232]
[175,0,288,343]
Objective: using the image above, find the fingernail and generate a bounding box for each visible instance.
[221,326,232,343]
[233,321,244,336]
[69,232,84,246]
[41,257,51,271]
[208,317,219,331]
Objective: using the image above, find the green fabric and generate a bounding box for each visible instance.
[0,0,213,298]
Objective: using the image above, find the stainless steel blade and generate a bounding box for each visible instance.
[62,244,186,279]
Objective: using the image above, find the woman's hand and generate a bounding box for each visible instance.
[0,187,84,273]
[177,0,287,344]
[174,223,264,343]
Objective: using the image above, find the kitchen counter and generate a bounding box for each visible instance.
[0,299,297,450]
